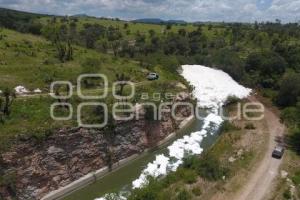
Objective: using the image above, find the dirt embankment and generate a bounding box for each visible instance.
[210,95,285,200]
[0,94,192,200]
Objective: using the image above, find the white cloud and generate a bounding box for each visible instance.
[0,0,300,22]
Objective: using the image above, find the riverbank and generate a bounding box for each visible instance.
[41,115,195,200]
[125,96,269,200]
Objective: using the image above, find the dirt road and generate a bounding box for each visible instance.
[232,96,285,200]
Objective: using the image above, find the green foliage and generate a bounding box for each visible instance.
[176,189,191,200]
[225,96,240,105]
[280,106,300,127]
[81,57,102,74]
[128,177,161,200]
[0,88,16,118]
[288,128,300,155]
[176,168,198,184]
[277,73,300,107]
[183,154,229,181]
[0,8,44,35]
[80,23,106,48]
[220,121,240,133]
[0,170,17,197]
[245,51,287,88]
[245,123,256,130]
[191,186,202,196]
[292,171,300,185]
[213,49,245,81]
[283,188,292,199]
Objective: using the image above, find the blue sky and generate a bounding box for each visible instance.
[0,0,300,23]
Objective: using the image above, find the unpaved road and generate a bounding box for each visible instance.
[232,96,285,200]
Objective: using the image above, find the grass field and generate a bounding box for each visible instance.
[0,27,187,151]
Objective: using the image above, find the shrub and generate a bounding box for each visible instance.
[177,189,191,200]
[220,121,240,133]
[283,188,292,199]
[277,73,300,107]
[288,128,300,155]
[177,168,197,184]
[225,96,240,105]
[191,186,202,196]
[245,123,256,130]
[128,177,161,200]
[292,171,300,185]
[196,154,229,181]
[81,57,102,73]
[280,107,300,126]
[183,154,229,181]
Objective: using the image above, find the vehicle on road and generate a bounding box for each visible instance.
[147,73,159,80]
[272,145,285,159]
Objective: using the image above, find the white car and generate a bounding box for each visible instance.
[147,73,159,80]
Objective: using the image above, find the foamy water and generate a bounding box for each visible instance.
[96,65,251,199]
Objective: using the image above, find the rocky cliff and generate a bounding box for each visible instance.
[0,93,192,200]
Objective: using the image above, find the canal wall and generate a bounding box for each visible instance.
[41,115,195,200]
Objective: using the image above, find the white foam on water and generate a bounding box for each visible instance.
[181,65,252,108]
[132,113,223,189]
[34,88,42,93]
[15,85,30,94]
[96,65,252,199]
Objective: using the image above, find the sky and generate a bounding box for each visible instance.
[0,0,300,23]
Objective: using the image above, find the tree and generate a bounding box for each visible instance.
[148,29,155,38]
[289,128,300,155]
[111,40,121,57]
[213,49,245,81]
[166,24,172,30]
[42,23,73,62]
[107,26,122,41]
[80,23,106,48]
[178,28,187,37]
[103,114,117,171]
[277,73,300,107]
[0,88,15,117]
[245,51,287,87]
[115,73,130,96]
[53,32,73,62]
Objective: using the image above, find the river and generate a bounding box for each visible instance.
[63,65,251,200]
[63,111,221,200]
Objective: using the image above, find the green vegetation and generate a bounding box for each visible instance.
[0,25,188,153]
[245,122,256,130]
[292,171,300,186]
[0,7,300,199]
[127,113,261,200]
[183,154,229,181]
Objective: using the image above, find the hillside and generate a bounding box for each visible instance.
[132,18,187,24]
[0,7,299,200]
[0,27,186,149]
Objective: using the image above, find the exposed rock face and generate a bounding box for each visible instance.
[0,95,192,200]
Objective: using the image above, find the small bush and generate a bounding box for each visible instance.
[128,177,161,200]
[245,123,256,130]
[220,121,240,133]
[191,186,202,196]
[162,171,180,186]
[177,189,191,200]
[177,168,197,184]
[183,154,229,181]
[81,57,102,74]
[292,171,300,185]
[283,188,292,199]
[225,96,240,105]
